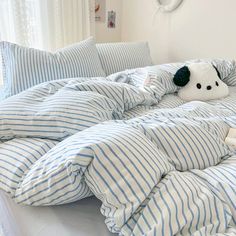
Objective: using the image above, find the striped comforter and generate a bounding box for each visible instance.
[1,62,236,235]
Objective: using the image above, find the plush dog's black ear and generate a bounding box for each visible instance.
[213,65,221,80]
[173,66,190,87]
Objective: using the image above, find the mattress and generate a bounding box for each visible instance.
[0,190,114,236]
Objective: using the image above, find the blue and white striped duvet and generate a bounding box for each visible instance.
[1,61,236,235]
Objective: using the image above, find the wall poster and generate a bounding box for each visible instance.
[107,11,116,28]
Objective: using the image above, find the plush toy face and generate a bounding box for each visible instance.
[173,63,229,101]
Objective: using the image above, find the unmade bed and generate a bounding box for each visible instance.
[1,59,236,236]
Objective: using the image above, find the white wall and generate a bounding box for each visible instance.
[121,0,236,64]
[95,0,122,43]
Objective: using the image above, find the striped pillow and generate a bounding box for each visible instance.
[0,37,106,98]
[96,42,153,75]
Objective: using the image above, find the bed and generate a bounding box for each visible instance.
[1,39,236,235]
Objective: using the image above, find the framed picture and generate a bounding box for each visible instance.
[95,0,106,22]
[107,11,116,28]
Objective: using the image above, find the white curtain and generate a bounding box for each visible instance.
[0,0,95,85]
[0,0,95,50]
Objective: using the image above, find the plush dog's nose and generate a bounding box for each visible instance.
[207,86,212,90]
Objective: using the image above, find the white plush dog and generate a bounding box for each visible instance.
[173,62,229,101]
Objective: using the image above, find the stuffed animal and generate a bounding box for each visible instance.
[173,62,229,101]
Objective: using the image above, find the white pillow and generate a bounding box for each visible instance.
[173,62,229,101]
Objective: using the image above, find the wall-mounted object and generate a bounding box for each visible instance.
[107,11,116,28]
[95,0,106,22]
[156,0,183,12]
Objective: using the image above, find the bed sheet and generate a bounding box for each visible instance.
[0,190,114,236]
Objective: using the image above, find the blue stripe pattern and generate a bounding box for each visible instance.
[0,37,106,98]
[191,155,236,227]
[108,59,236,99]
[0,81,116,140]
[134,118,231,171]
[96,42,153,75]
[0,138,58,197]
[0,78,156,141]
[121,171,233,235]
[84,123,173,228]
[1,60,236,235]
[12,123,173,206]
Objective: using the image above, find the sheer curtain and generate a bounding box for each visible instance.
[0,0,95,84]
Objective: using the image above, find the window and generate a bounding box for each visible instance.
[0,0,94,87]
